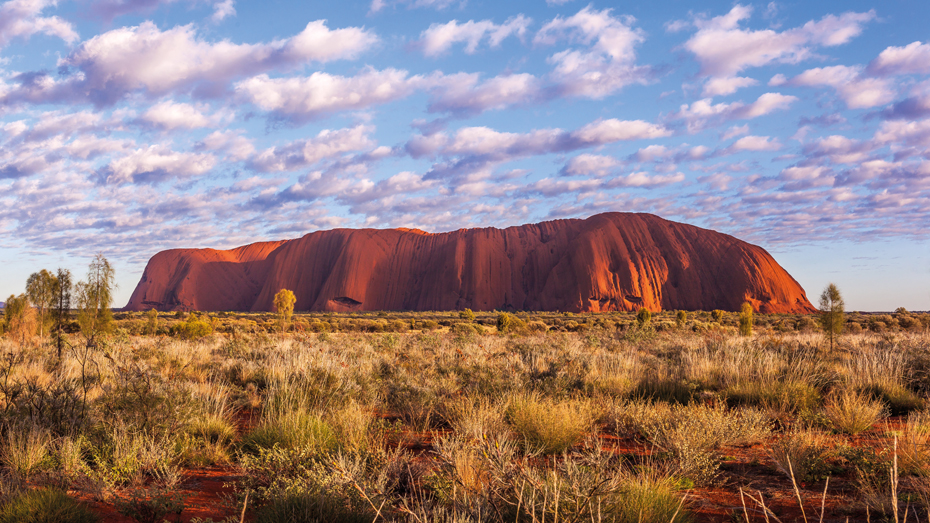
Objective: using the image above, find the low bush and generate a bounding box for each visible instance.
[769,429,833,483]
[496,313,527,334]
[629,402,771,484]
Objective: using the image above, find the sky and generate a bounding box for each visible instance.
[0,0,928,312]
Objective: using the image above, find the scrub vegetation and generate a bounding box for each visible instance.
[1,272,930,521]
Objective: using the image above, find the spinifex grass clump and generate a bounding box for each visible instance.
[2,425,50,481]
[891,410,930,476]
[505,393,597,454]
[823,389,887,435]
[0,488,98,523]
[242,408,336,453]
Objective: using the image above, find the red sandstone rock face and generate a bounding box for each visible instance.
[125,213,816,313]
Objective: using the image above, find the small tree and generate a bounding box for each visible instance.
[4,294,36,344]
[819,283,845,351]
[53,268,72,359]
[739,302,753,337]
[75,254,116,348]
[459,308,476,322]
[711,309,724,323]
[146,308,159,336]
[676,310,687,327]
[636,307,651,327]
[273,289,296,332]
[26,269,57,337]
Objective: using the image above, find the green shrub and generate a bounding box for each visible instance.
[172,313,213,339]
[739,303,753,336]
[636,308,651,326]
[0,488,98,523]
[711,310,724,323]
[497,313,527,334]
[770,430,833,483]
[451,323,478,336]
[114,487,185,523]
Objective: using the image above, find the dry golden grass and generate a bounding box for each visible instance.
[0,318,927,521]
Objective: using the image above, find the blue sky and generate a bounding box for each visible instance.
[0,0,928,311]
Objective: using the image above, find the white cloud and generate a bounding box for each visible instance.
[236,68,423,122]
[369,0,460,13]
[562,153,619,176]
[65,135,131,160]
[534,6,649,98]
[23,110,101,141]
[250,125,375,172]
[608,171,685,188]
[419,15,530,57]
[631,144,670,162]
[721,124,749,140]
[787,65,895,109]
[140,100,213,130]
[197,129,254,161]
[728,135,781,152]
[669,92,797,132]
[8,19,378,106]
[684,5,875,77]
[210,0,235,22]
[102,145,215,184]
[874,118,930,148]
[0,0,78,48]
[426,72,540,115]
[803,135,871,164]
[868,41,930,76]
[572,118,671,144]
[701,76,758,97]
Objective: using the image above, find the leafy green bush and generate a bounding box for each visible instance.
[496,313,527,334]
[171,313,214,339]
[0,488,98,523]
[451,323,479,336]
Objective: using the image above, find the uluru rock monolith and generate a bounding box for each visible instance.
[125,213,815,313]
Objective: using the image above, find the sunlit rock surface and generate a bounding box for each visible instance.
[125,213,815,313]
